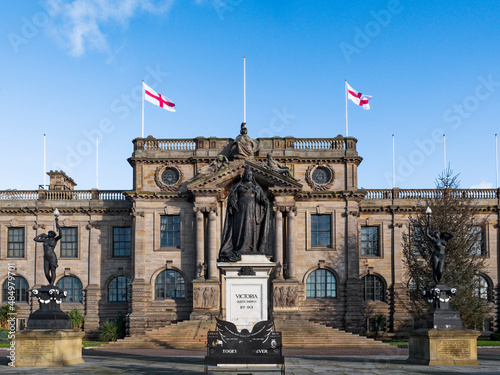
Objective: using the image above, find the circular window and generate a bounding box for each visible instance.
[312,168,331,185]
[161,168,180,185]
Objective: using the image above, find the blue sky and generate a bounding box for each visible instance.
[1,0,499,190]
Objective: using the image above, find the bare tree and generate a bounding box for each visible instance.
[401,167,492,329]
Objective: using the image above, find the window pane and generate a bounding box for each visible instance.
[155,270,185,300]
[61,228,78,258]
[56,276,82,302]
[113,227,131,257]
[109,276,130,302]
[306,269,336,299]
[361,226,379,256]
[469,226,485,256]
[2,276,29,303]
[160,216,181,247]
[8,228,25,257]
[363,275,385,302]
[311,215,331,247]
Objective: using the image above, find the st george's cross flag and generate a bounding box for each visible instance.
[143,82,176,112]
[346,82,372,110]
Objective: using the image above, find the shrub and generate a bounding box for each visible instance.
[0,304,18,329]
[67,308,85,330]
[98,315,127,342]
[490,332,500,341]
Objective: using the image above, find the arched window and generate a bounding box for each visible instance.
[409,279,424,301]
[2,276,29,303]
[362,274,385,302]
[474,275,492,302]
[56,276,83,303]
[306,269,336,298]
[108,276,131,302]
[155,270,185,300]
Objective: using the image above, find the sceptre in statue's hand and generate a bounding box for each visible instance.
[34,209,62,285]
[425,207,453,285]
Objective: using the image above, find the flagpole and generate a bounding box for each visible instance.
[392,134,395,188]
[496,133,498,188]
[96,136,99,189]
[142,80,145,138]
[243,56,246,123]
[43,134,46,189]
[345,80,349,137]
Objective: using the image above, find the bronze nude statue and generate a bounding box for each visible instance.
[34,217,62,285]
[425,208,453,285]
[218,166,271,262]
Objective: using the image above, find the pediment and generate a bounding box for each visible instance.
[187,160,302,198]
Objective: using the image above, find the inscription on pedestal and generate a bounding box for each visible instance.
[18,340,54,362]
[437,339,470,359]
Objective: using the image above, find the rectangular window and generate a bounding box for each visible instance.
[8,228,25,257]
[469,226,485,256]
[311,214,331,247]
[160,215,181,248]
[412,226,427,256]
[61,227,78,258]
[360,226,379,256]
[113,227,131,257]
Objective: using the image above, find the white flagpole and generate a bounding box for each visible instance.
[96,136,99,189]
[43,134,46,189]
[496,133,498,188]
[142,80,145,138]
[392,134,395,188]
[345,80,348,137]
[243,56,246,123]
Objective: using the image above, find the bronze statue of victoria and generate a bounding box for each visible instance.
[218,166,271,262]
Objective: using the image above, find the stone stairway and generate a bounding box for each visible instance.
[102,319,391,349]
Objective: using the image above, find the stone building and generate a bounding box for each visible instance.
[0,127,498,339]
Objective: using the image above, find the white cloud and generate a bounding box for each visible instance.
[469,181,493,189]
[43,0,175,56]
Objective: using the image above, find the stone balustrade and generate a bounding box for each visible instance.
[132,135,358,154]
[363,188,500,201]
[0,190,127,201]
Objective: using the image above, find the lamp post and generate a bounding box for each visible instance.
[426,207,432,228]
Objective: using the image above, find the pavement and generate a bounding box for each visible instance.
[1,347,500,374]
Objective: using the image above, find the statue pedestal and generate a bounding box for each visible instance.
[408,328,480,365]
[28,285,71,330]
[191,278,220,320]
[15,329,84,367]
[218,255,275,331]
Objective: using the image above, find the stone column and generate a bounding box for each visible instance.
[274,208,284,279]
[208,209,218,280]
[286,208,297,280]
[195,208,205,279]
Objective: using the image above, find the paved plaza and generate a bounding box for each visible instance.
[1,347,500,374]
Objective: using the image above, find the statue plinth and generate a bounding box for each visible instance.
[409,284,479,365]
[218,255,275,331]
[27,285,71,330]
[408,328,480,365]
[415,284,463,330]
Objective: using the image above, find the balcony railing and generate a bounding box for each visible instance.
[363,189,500,200]
[0,190,128,201]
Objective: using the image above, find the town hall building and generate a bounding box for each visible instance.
[1,125,498,340]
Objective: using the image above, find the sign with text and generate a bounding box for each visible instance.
[229,284,263,325]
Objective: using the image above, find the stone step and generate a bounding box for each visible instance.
[103,318,391,349]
